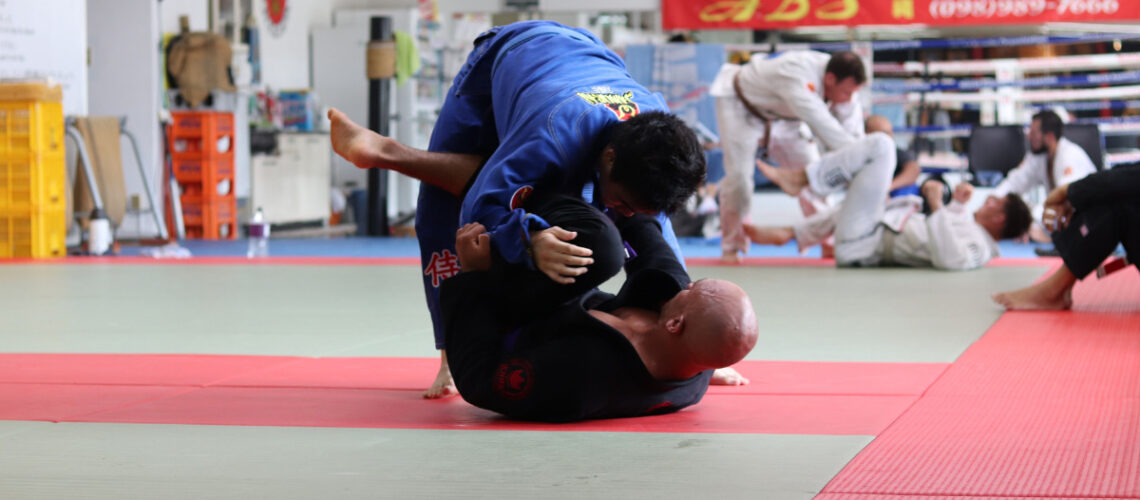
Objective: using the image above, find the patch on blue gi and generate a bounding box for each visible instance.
[575,90,640,121]
[509,185,534,210]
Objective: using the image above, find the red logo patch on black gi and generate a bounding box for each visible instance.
[509,186,533,210]
[575,90,640,121]
[494,358,534,400]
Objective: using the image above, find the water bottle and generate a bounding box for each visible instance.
[247,207,270,258]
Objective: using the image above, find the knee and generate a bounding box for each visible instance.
[865,132,896,174]
[867,132,894,158]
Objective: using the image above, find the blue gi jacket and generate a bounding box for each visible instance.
[453,21,673,266]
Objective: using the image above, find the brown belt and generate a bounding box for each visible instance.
[733,72,771,153]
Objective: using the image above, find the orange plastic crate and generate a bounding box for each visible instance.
[0,205,66,258]
[171,154,234,185]
[180,193,236,240]
[168,111,233,159]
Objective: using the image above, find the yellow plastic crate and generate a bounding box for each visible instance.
[0,151,66,212]
[0,99,64,157]
[0,205,66,259]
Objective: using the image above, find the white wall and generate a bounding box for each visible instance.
[0,0,88,115]
[256,0,328,89]
[87,0,164,239]
[438,0,499,12]
[539,0,656,10]
[159,0,209,33]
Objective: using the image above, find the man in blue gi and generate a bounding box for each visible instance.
[329,21,706,397]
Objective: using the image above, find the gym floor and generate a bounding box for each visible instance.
[1,234,1136,499]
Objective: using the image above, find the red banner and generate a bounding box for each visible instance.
[662,0,1140,30]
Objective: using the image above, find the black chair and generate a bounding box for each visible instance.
[1060,123,1105,171]
[967,125,1027,186]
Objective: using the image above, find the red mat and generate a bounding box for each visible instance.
[820,268,1140,498]
[0,355,946,435]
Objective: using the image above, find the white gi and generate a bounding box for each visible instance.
[710,50,864,256]
[993,137,1097,220]
[795,132,999,270]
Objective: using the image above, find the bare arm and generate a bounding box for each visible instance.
[890,159,921,191]
[922,179,947,213]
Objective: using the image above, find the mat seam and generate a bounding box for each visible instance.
[818,361,958,495]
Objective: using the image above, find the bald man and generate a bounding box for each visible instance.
[445,194,758,421]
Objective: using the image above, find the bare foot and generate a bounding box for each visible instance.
[756,159,808,197]
[423,350,458,399]
[328,108,402,170]
[1029,224,1052,244]
[742,224,793,245]
[991,285,1073,311]
[711,366,750,386]
[720,250,743,264]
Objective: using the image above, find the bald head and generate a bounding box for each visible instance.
[662,279,759,371]
[864,115,894,136]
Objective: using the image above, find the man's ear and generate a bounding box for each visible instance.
[665,315,684,335]
[823,72,837,88]
[601,146,616,171]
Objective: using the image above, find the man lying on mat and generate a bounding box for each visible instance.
[993,164,1140,310]
[440,193,758,421]
[742,129,1033,270]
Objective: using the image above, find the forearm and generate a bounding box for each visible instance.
[381,147,482,197]
[891,162,921,191]
[925,193,945,213]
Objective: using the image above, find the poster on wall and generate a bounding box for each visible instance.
[0,0,87,115]
[264,0,288,36]
[662,0,1140,30]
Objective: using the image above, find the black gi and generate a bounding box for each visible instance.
[1052,164,1140,278]
[440,195,713,422]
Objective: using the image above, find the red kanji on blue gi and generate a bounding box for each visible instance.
[424,249,460,288]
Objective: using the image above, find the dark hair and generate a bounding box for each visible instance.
[825,51,867,85]
[1001,193,1033,240]
[609,111,706,214]
[1033,110,1064,140]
